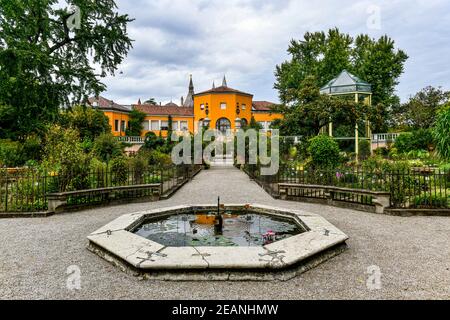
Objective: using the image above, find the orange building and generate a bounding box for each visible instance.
[89,75,283,137]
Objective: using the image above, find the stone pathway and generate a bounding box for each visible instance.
[0,166,449,300]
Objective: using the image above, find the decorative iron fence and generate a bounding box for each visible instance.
[243,164,450,210]
[0,164,202,213]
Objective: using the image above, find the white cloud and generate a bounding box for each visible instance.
[102,0,450,104]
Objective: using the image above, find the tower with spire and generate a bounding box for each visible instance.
[183,74,195,108]
[222,75,227,87]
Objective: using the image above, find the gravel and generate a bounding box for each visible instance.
[0,167,449,300]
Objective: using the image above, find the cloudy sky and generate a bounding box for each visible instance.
[101,0,450,105]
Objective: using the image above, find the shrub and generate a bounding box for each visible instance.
[148,150,173,166]
[413,129,434,151]
[125,109,146,137]
[110,156,129,185]
[21,135,43,162]
[394,133,414,154]
[307,135,341,169]
[62,105,111,141]
[89,158,108,188]
[42,126,91,191]
[394,129,434,154]
[433,105,450,160]
[93,133,124,162]
[0,139,22,167]
[359,140,371,161]
[130,155,148,184]
[374,147,389,157]
[142,132,165,151]
[413,194,449,208]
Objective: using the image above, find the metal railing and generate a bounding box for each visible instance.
[243,164,449,210]
[116,136,146,144]
[0,164,202,213]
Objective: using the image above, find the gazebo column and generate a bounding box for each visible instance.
[355,94,359,164]
[329,117,333,137]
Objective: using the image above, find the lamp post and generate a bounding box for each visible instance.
[235,103,241,131]
[203,103,211,129]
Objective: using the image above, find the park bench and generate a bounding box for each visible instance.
[47,184,161,213]
[278,183,391,214]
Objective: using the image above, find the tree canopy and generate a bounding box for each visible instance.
[144,98,157,105]
[0,0,133,140]
[61,105,111,141]
[271,75,377,137]
[394,86,449,130]
[275,28,408,132]
[126,109,146,137]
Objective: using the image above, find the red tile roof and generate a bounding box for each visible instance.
[88,96,130,112]
[194,85,253,97]
[134,104,194,117]
[252,101,277,112]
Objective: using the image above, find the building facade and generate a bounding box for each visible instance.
[89,75,283,138]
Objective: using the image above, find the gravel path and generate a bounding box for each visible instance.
[0,167,449,300]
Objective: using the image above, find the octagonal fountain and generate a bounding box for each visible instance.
[87,203,349,281]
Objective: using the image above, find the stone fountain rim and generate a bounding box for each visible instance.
[87,204,349,272]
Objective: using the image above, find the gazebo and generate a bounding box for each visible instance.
[320,70,373,162]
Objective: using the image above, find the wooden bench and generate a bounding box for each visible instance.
[279,183,391,214]
[47,184,161,214]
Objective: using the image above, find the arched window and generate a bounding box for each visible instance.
[240,118,248,128]
[216,118,231,133]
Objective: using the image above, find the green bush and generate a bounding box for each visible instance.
[433,105,450,160]
[125,109,146,137]
[110,156,129,185]
[93,133,124,161]
[142,132,165,151]
[22,135,43,162]
[0,136,43,167]
[414,129,434,150]
[89,158,108,188]
[130,155,148,184]
[41,126,91,191]
[148,150,173,166]
[359,140,371,161]
[307,135,341,169]
[413,194,449,208]
[62,105,111,141]
[0,140,22,167]
[374,147,389,157]
[394,133,414,153]
[394,129,434,154]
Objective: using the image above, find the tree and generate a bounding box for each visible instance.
[433,105,450,160]
[142,132,165,151]
[62,105,111,141]
[394,86,449,130]
[272,76,371,137]
[275,28,408,132]
[92,133,124,162]
[0,0,133,140]
[246,116,263,130]
[144,98,157,105]
[125,109,146,136]
[307,135,341,169]
[394,129,434,153]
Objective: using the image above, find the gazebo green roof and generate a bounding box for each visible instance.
[320,70,372,95]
